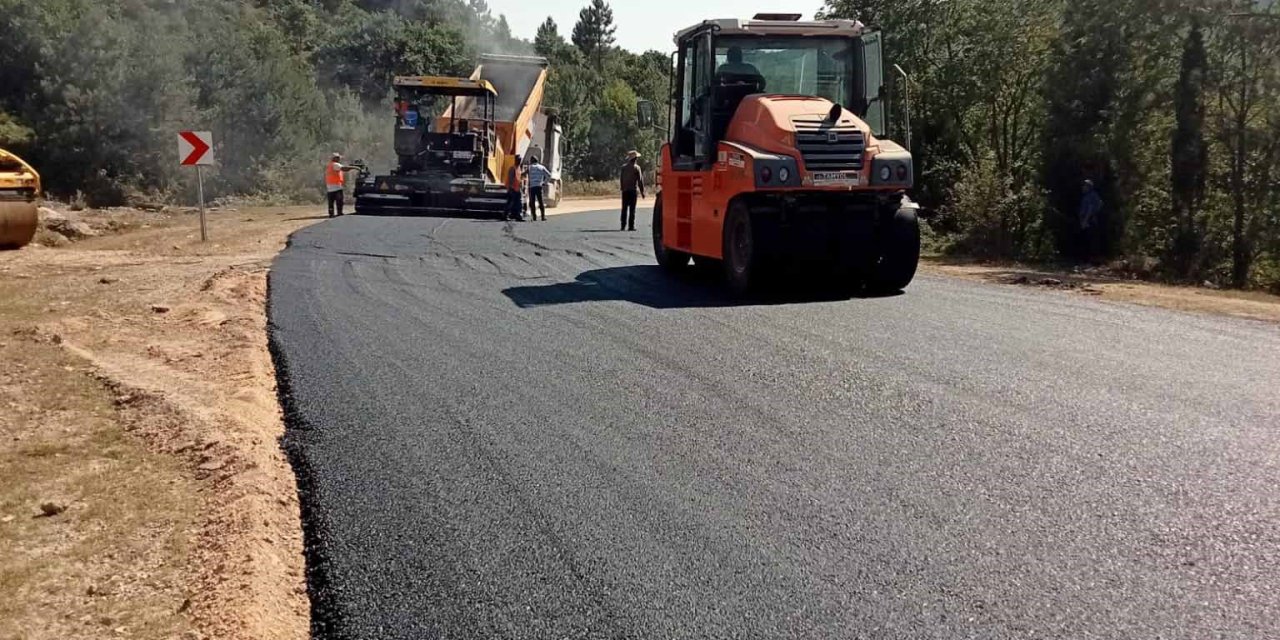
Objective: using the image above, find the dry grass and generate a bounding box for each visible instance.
[0,325,198,640]
[0,206,317,640]
[563,180,619,198]
[922,256,1280,323]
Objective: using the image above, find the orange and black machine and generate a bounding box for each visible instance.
[644,13,920,293]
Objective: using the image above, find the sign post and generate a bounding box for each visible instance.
[178,131,214,241]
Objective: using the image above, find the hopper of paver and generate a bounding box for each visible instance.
[464,54,548,195]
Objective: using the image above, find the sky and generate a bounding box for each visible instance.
[485,0,829,54]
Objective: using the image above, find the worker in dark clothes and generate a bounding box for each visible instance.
[619,150,646,231]
[1078,179,1103,261]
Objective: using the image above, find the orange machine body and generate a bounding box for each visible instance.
[657,95,907,260]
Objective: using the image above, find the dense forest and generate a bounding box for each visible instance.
[0,0,665,202]
[1,0,1278,289]
[825,0,1280,289]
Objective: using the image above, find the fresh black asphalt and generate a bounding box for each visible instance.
[268,208,1280,639]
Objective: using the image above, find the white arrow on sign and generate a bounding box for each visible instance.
[178,131,214,166]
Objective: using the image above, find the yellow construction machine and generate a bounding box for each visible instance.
[0,148,40,249]
[353,54,564,217]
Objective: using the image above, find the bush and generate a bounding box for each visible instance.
[942,159,1048,260]
[562,180,616,197]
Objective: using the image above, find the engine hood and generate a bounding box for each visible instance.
[724,95,878,158]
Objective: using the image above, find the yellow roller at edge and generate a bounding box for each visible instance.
[0,147,40,249]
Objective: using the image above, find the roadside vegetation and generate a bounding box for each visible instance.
[0,0,664,204]
[823,0,1280,291]
[1,0,1277,292]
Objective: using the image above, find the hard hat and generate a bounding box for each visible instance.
[626,150,639,159]
[332,152,342,159]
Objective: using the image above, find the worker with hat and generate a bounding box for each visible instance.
[325,152,359,218]
[619,150,646,231]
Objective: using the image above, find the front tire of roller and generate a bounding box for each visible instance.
[722,201,760,295]
[869,206,921,293]
[653,198,689,272]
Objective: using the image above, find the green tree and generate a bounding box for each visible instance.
[0,112,33,147]
[1040,0,1129,259]
[316,10,470,104]
[186,2,327,197]
[572,0,616,71]
[3,0,195,203]
[1210,5,1280,287]
[581,79,639,179]
[1169,19,1209,277]
[535,17,564,57]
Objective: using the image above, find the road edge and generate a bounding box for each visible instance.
[264,232,342,640]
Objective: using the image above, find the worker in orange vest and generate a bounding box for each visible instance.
[325,152,359,218]
[505,154,524,221]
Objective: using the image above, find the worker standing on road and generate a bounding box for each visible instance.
[526,156,550,221]
[619,150,646,231]
[505,154,524,221]
[325,153,359,218]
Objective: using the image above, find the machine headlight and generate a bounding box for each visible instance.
[879,165,893,182]
[778,167,790,183]
[760,166,773,183]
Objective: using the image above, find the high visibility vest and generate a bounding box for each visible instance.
[505,164,523,191]
[325,162,344,187]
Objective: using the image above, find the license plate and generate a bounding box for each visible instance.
[812,171,860,186]
[453,151,473,160]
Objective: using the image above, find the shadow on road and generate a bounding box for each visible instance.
[503,265,902,310]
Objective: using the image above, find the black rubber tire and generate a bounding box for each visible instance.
[869,207,921,293]
[652,198,689,271]
[721,201,759,295]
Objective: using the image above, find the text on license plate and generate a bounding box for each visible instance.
[812,172,860,186]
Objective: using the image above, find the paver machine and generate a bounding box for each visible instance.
[0,148,40,249]
[642,13,920,293]
[354,55,561,217]
[353,76,511,216]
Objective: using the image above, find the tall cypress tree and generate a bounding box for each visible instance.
[534,17,562,57]
[571,0,616,71]
[1169,19,1208,277]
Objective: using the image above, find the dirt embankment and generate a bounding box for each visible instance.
[1,205,321,640]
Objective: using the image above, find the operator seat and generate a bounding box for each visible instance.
[717,46,763,80]
[712,48,766,141]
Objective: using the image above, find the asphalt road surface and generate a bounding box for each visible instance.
[269,208,1280,640]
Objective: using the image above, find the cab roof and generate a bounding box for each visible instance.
[673,17,866,44]
[393,76,497,96]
